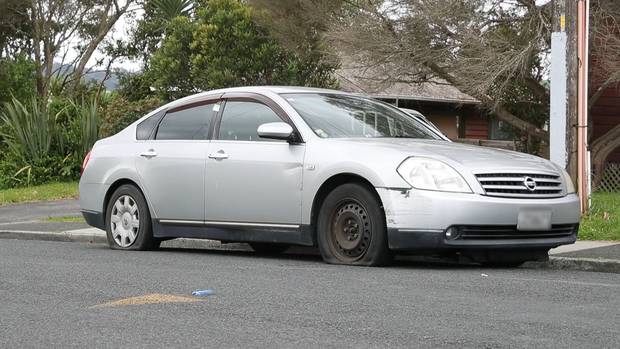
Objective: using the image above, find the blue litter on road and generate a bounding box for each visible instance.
[192,289,215,297]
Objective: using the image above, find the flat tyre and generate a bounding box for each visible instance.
[105,184,158,251]
[317,183,391,266]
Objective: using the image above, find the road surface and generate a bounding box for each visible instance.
[1,239,618,348]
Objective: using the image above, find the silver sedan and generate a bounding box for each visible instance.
[79,86,580,266]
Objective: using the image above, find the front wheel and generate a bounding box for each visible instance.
[317,183,391,266]
[105,184,158,251]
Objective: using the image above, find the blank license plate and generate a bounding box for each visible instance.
[517,209,552,231]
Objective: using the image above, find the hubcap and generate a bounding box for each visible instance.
[331,200,371,258]
[110,195,140,247]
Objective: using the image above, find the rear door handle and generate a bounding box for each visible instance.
[140,149,157,158]
[208,150,229,160]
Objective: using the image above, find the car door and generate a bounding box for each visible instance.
[205,96,305,226]
[136,100,219,221]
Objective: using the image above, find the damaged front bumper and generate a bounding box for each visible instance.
[376,188,580,251]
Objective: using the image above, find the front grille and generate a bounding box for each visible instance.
[475,172,563,198]
[455,224,576,240]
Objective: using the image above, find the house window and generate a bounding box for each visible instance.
[489,119,512,140]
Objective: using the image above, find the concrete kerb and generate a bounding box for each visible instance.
[524,257,620,274]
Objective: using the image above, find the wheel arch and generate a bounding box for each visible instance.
[309,173,386,243]
[102,178,151,220]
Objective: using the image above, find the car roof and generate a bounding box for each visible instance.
[159,86,352,112]
[201,85,349,96]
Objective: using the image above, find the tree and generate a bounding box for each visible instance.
[147,0,338,100]
[321,0,552,143]
[25,0,138,98]
[0,0,31,58]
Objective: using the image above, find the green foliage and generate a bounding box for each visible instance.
[0,154,73,189]
[148,0,338,100]
[151,0,195,20]
[0,98,58,163]
[100,94,162,137]
[0,0,30,56]
[0,56,37,105]
[62,98,100,168]
[0,95,102,188]
[148,16,197,99]
[117,72,157,102]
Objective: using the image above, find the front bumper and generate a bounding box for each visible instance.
[377,188,580,251]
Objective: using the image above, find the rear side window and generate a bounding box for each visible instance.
[136,111,164,140]
[218,101,283,141]
[155,103,216,140]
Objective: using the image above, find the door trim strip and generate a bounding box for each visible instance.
[158,219,299,229]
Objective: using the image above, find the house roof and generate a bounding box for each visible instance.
[336,61,480,105]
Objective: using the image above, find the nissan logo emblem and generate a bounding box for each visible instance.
[523,176,537,191]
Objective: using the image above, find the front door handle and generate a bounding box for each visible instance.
[140,149,157,158]
[208,150,229,160]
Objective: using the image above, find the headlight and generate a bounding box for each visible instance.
[561,168,576,194]
[397,157,472,193]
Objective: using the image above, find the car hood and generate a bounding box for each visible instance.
[329,138,559,174]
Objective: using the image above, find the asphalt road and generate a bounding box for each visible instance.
[1,239,619,348]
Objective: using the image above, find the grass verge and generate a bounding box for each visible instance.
[0,182,78,206]
[579,192,620,241]
[46,216,85,223]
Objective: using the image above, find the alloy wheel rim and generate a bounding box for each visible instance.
[330,199,371,259]
[110,195,140,247]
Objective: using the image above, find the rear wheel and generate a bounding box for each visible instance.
[249,243,289,254]
[317,183,391,266]
[105,184,158,251]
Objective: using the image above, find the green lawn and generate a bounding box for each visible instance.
[46,215,85,223]
[580,192,620,241]
[0,182,78,206]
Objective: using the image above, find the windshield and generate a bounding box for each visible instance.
[282,93,442,140]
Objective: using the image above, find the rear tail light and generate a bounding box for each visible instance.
[81,150,92,175]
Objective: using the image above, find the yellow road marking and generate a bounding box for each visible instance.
[91,293,206,308]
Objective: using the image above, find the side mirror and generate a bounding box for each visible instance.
[257,122,294,141]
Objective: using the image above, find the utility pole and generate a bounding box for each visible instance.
[551,0,578,179]
[576,0,590,212]
[551,0,583,207]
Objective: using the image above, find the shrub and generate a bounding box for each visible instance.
[100,94,162,137]
[0,55,36,105]
[0,97,59,162]
[0,96,100,188]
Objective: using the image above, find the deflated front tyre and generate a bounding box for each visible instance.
[317,183,392,266]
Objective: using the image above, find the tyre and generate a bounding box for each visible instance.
[317,183,391,266]
[249,243,289,254]
[105,184,158,251]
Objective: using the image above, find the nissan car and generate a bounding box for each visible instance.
[79,86,580,266]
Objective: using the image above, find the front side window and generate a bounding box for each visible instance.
[282,93,441,140]
[155,103,216,140]
[218,101,283,141]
